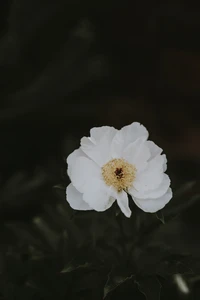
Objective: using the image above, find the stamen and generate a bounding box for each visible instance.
[102,158,136,192]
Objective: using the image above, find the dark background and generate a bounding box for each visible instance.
[0,1,200,299]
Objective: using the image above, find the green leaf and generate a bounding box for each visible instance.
[157,257,193,278]
[103,268,134,299]
[164,181,200,218]
[134,244,171,276]
[53,184,66,190]
[136,276,161,300]
[60,260,90,273]
[155,211,165,224]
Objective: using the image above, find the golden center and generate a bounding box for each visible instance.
[101,158,136,192]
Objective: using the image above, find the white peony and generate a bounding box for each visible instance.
[66,122,172,217]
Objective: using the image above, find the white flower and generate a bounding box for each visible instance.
[66,122,172,217]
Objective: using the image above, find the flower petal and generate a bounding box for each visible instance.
[163,154,167,172]
[83,178,115,211]
[67,148,86,178]
[110,130,125,158]
[81,127,117,166]
[121,122,149,144]
[132,188,172,213]
[66,183,92,210]
[71,157,100,193]
[133,154,166,193]
[129,174,170,199]
[81,137,95,147]
[90,126,117,143]
[111,122,149,158]
[146,141,162,159]
[122,137,151,171]
[117,191,131,218]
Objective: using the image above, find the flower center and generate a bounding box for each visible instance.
[101,158,136,192]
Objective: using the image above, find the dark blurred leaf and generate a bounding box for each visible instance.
[103,268,134,299]
[1,171,48,200]
[53,184,66,190]
[155,211,165,224]
[157,256,194,278]
[32,217,60,251]
[60,260,90,273]
[136,276,161,300]
[5,222,49,251]
[134,243,171,276]
[164,181,200,218]
[174,181,196,198]
[53,185,66,202]
[75,270,102,292]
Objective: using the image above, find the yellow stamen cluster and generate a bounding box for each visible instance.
[102,158,136,192]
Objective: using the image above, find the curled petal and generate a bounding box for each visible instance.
[129,174,170,199]
[81,127,117,166]
[146,141,162,159]
[111,122,149,158]
[117,191,132,218]
[71,157,100,193]
[133,154,166,193]
[66,184,92,210]
[90,126,117,143]
[83,179,115,211]
[67,148,86,178]
[132,188,173,213]
[163,154,167,172]
[123,138,151,171]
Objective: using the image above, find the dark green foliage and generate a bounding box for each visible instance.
[136,276,161,300]
[0,180,200,299]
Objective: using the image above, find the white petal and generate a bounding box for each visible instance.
[81,127,117,166]
[121,122,149,144]
[67,148,86,178]
[90,126,117,143]
[129,174,170,199]
[110,130,125,158]
[132,188,172,213]
[83,178,115,211]
[66,183,92,210]
[81,137,95,148]
[71,157,100,193]
[133,154,166,193]
[146,141,162,159]
[111,122,149,158]
[163,154,167,172]
[122,138,151,171]
[146,141,167,171]
[117,191,131,218]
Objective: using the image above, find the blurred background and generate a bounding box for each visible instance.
[0,0,200,299]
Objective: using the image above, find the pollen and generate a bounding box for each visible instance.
[102,158,136,192]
